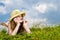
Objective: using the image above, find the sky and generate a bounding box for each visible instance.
[0,0,60,27]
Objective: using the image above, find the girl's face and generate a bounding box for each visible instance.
[16,14,23,20]
[13,14,23,23]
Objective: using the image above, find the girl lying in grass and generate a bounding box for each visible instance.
[1,10,31,36]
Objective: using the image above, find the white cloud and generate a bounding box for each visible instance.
[48,4,57,10]
[0,7,6,15]
[25,17,47,27]
[0,0,12,15]
[22,7,48,27]
[0,0,24,15]
[1,0,12,4]
[35,4,47,13]
[34,3,57,13]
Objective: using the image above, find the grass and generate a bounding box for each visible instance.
[0,25,60,40]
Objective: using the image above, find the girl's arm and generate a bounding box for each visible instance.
[23,20,31,33]
[11,23,20,35]
[8,22,12,35]
[8,22,20,35]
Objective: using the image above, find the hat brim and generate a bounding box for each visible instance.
[8,12,25,21]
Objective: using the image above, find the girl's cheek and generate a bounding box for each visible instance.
[18,17,21,20]
[14,18,16,22]
[14,18,18,22]
[16,17,19,20]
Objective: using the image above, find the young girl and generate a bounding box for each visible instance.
[1,10,31,35]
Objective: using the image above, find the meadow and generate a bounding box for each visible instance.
[0,25,60,40]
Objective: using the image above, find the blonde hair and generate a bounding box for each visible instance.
[10,19,17,30]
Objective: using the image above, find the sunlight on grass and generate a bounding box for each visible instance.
[0,25,60,40]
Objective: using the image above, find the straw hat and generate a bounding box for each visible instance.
[9,10,26,21]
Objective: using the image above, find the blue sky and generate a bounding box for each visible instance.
[0,0,60,26]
